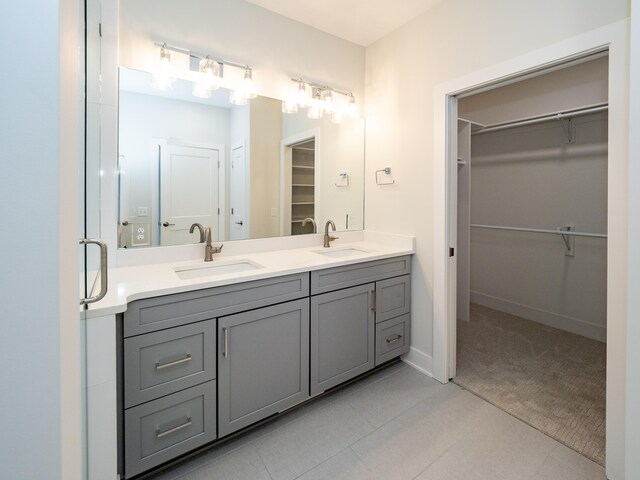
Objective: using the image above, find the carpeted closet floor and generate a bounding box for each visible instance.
[454,303,606,465]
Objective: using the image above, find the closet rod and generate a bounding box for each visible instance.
[471,104,608,135]
[470,224,607,239]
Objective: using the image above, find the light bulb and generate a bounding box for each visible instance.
[243,66,257,99]
[229,89,247,106]
[192,56,220,98]
[307,88,323,119]
[151,45,175,91]
[282,98,298,114]
[296,80,309,107]
[323,90,336,114]
[346,94,358,118]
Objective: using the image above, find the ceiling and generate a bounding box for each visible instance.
[245,0,444,46]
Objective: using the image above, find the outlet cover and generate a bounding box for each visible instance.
[132,223,150,246]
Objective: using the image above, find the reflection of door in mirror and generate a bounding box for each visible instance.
[160,143,222,245]
[230,143,248,240]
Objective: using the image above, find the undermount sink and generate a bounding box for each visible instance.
[313,247,371,258]
[174,259,263,280]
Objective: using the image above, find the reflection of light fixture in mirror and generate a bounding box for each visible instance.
[243,66,257,99]
[284,77,357,121]
[308,88,324,119]
[282,98,298,114]
[192,56,220,98]
[151,44,176,90]
[229,89,247,106]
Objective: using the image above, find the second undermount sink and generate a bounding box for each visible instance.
[174,259,263,280]
[313,247,372,258]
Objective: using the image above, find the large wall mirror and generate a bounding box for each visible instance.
[117,68,365,248]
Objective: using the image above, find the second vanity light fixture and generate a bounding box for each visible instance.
[283,78,358,124]
[151,42,257,105]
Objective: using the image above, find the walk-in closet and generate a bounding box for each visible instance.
[453,54,608,465]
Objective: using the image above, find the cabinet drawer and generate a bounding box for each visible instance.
[124,273,309,337]
[311,256,411,295]
[375,314,410,366]
[124,382,217,478]
[375,275,411,323]
[124,320,215,408]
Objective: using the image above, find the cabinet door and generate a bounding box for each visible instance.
[218,299,310,437]
[311,283,375,396]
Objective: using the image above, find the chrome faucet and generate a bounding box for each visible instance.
[189,223,205,243]
[302,217,317,233]
[204,227,223,261]
[323,220,339,247]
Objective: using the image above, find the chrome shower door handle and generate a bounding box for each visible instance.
[80,238,108,305]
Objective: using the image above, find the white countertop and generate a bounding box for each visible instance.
[86,235,414,318]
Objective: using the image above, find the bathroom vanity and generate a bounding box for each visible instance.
[86,238,413,479]
[121,256,410,477]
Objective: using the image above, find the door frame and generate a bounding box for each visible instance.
[230,140,250,240]
[432,20,629,478]
[279,128,321,235]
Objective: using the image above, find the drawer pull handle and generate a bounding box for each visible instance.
[156,416,192,438]
[223,327,229,358]
[386,334,403,344]
[155,354,192,370]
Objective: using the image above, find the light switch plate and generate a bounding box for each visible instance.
[137,206,149,217]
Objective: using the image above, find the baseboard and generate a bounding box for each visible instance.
[470,291,606,342]
[402,347,433,377]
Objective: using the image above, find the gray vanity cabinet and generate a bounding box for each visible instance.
[217,298,311,437]
[310,283,376,396]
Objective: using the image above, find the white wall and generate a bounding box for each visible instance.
[458,56,609,125]
[364,1,629,476]
[118,91,231,246]
[468,113,608,341]
[282,112,366,231]
[0,0,82,478]
[118,0,365,104]
[626,0,640,476]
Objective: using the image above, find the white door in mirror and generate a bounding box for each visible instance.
[160,144,222,246]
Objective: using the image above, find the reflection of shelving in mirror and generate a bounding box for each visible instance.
[291,139,316,235]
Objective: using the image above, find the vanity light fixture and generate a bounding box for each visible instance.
[284,77,358,122]
[151,44,176,91]
[151,41,256,103]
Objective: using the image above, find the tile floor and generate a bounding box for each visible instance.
[150,362,606,480]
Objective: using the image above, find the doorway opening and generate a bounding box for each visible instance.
[280,134,319,236]
[449,53,608,465]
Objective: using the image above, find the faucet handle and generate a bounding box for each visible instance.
[213,244,224,253]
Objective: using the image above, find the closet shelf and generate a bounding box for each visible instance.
[292,165,314,170]
[292,202,314,205]
[292,184,314,187]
